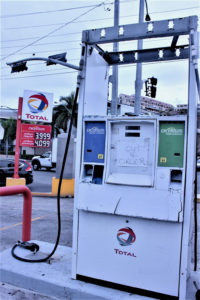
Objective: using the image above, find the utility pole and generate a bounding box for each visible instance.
[111,0,119,115]
[134,0,145,115]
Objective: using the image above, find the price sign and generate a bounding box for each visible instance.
[34,132,51,148]
[20,124,52,148]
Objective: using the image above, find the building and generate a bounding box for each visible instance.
[119,94,175,114]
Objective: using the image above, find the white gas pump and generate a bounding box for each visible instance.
[72,16,199,299]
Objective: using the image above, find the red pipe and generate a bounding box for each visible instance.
[0,186,32,242]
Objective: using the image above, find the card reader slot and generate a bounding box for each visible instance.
[125,126,140,130]
[125,132,140,137]
[174,153,180,156]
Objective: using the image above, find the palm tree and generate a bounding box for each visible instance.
[53,92,78,136]
[1,118,17,155]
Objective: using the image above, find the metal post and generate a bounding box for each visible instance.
[111,0,119,115]
[134,0,145,115]
[179,29,198,300]
[13,97,23,178]
[0,185,32,241]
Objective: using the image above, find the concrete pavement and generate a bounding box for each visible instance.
[0,240,199,300]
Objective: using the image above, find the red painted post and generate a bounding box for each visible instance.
[0,185,32,241]
[14,97,23,179]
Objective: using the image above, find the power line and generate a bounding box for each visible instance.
[0,36,179,59]
[1,0,134,19]
[1,3,104,61]
[2,32,81,43]
[3,6,199,31]
[2,39,81,49]
[0,2,114,18]
[0,70,77,80]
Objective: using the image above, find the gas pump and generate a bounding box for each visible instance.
[72,16,199,299]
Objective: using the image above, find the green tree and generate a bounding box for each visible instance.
[53,92,77,135]
[1,118,17,155]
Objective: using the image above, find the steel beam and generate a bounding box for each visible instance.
[103,45,189,65]
[82,16,198,45]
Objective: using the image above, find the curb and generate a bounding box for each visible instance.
[31,192,73,198]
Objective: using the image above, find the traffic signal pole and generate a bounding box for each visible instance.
[13,97,23,179]
[134,0,145,115]
[111,0,119,115]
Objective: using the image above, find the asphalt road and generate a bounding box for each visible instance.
[0,195,74,252]
[28,169,56,193]
[0,194,74,300]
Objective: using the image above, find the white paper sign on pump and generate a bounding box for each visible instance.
[22,90,53,123]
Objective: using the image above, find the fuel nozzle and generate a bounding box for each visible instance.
[17,241,39,254]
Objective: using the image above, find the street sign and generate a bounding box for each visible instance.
[20,124,51,148]
[22,90,53,123]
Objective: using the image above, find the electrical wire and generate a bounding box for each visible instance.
[0,2,114,18]
[3,6,199,31]
[2,31,81,43]
[2,39,81,49]
[1,36,186,62]
[0,70,77,80]
[1,0,135,19]
[1,3,104,61]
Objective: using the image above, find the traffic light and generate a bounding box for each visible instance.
[10,62,28,73]
[145,77,157,98]
[46,53,67,66]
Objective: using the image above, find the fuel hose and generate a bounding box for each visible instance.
[11,72,82,263]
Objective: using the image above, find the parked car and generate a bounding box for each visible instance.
[0,158,33,186]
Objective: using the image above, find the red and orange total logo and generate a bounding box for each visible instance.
[28,93,48,114]
[114,227,136,258]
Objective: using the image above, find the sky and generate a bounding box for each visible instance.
[0,0,200,109]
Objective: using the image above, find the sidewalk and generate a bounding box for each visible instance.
[0,241,156,300]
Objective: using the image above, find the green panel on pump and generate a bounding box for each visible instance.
[158,122,185,167]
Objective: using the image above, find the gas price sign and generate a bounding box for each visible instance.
[20,124,52,148]
[34,132,51,148]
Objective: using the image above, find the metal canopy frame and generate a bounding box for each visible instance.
[82,16,198,64]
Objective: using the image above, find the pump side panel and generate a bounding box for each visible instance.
[77,211,181,296]
[84,49,109,116]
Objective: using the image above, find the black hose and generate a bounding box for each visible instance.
[11,85,80,263]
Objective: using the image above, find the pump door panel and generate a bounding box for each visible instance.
[106,120,156,186]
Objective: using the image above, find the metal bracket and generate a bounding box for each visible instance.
[171,36,179,51]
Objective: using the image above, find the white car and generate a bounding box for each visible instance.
[32,151,56,170]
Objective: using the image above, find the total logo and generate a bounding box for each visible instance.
[28,93,48,114]
[117,227,136,246]
[114,227,136,258]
